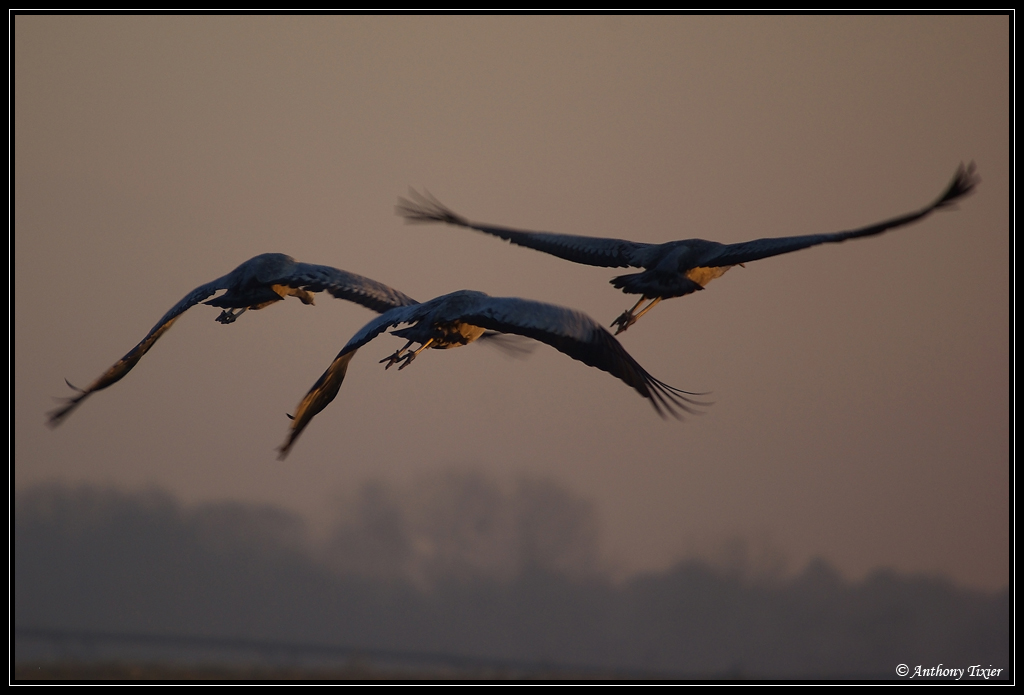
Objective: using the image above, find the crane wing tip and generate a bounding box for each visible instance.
[46,403,76,428]
[938,161,980,207]
[649,380,714,420]
[396,189,467,226]
[47,381,90,427]
[276,436,297,460]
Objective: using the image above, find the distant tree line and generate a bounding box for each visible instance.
[14,479,1009,678]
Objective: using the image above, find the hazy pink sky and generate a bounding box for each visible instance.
[15,16,1009,589]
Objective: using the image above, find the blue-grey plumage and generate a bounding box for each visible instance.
[278,290,707,459]
[398,163,979,334]
[47,253,418,427]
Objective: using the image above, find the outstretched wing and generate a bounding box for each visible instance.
[279,263,419,313]
[277,302,434,458]
[457,296,708,419]
[701,162,979,268]
[47,276,230,427]
[277,350,357,459]
[397,189,649,269]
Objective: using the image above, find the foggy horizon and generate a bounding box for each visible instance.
[14,467,1008,593]
[14,478,1009,677]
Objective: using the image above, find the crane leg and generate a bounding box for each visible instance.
[380,338,436,370]
[216,308,247,325]
[380,339,416,369]
[612,297,661,335]
[397,339,435,370]
[630,297,662,323]
[612,297,646,333]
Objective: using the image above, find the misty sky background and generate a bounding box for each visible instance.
[14,16,1009,591]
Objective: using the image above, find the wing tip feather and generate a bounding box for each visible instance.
[936,161,980,208]
[396,189,469,227]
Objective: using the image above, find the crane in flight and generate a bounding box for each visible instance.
[47,253,418,427]
[397,163,978,334]
[278,290,707,458]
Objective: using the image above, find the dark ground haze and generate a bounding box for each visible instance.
[13,477,1009,679]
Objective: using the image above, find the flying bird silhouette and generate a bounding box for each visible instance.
[398,163,979,334]
[278,290,706,458]
[47,253,418,427]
